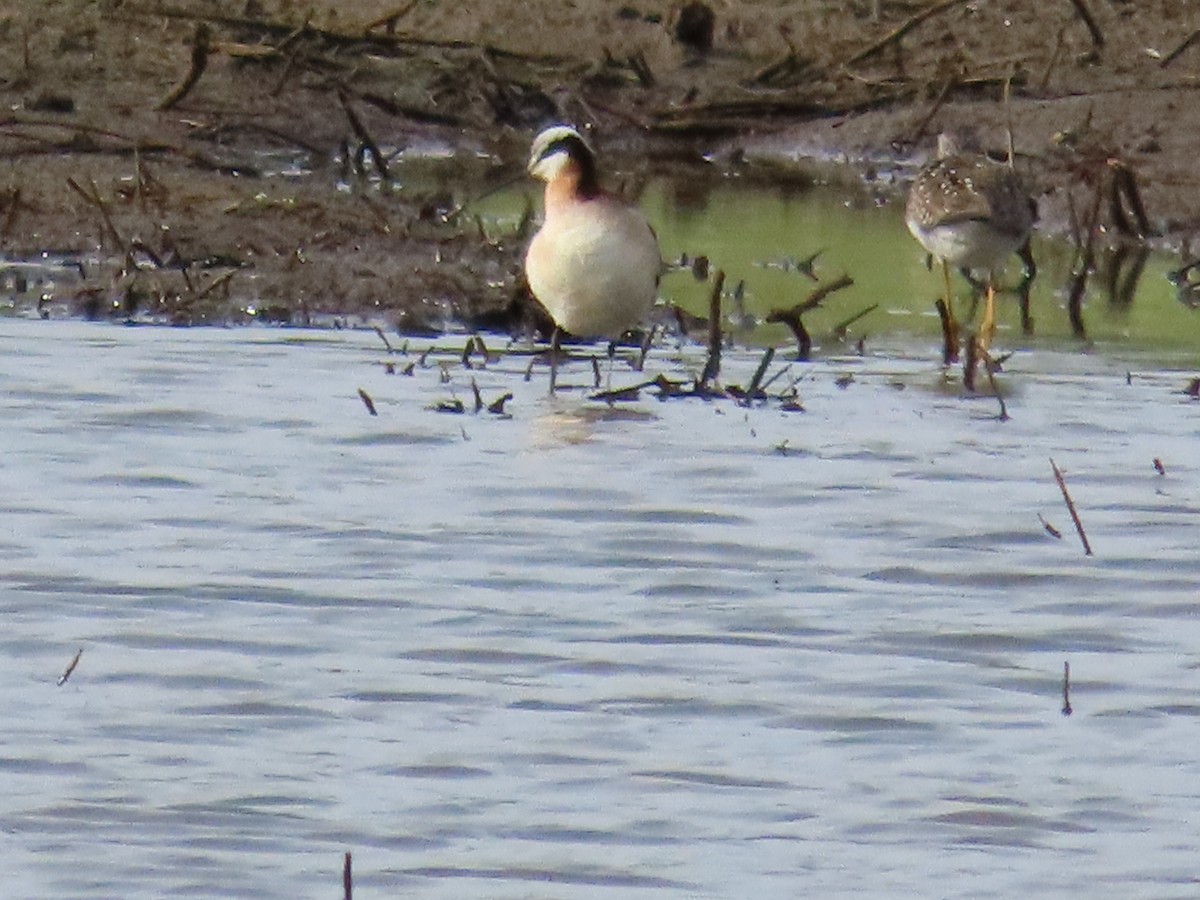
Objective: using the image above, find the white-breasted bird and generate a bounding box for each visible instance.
[523,125,661,391]
[905,130,1034,357]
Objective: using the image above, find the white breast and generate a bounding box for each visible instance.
[526,200,660,339]
[907,218,1026,272]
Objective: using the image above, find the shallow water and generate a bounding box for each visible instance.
[2,320,1199,898]
[476,175,1200,353]
[3,158,1197,358]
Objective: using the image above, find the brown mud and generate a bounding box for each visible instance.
[1,0,1197,328]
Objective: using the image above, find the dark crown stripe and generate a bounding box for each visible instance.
[539,134,592,163]
[540,134,600,198]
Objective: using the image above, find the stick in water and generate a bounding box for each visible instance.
[700,270,725,386]
[1050,458,1092,556]
[57,648,83,686]
[1061,660,1073,716]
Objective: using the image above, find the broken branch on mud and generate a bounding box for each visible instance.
[361,1,421,35]
[847,0,970,66]
[157,23,212,111]
[1160,28,1200,68]
[0,116,261,176]
[1064,0,1105,49]
[124,3,566,63]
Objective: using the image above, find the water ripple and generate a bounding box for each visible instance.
[3,324,1200,898]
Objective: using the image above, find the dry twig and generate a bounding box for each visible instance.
[57,648,83,686]
[700,270,725,386]
[906,77,956,146]
[831,303,878,340]
[157,23,211,110]
[847,0,970,65]
[1064,0,1105,48]
[741,347,776,405]
[361,1,420,34]
[1061,661,1073,716]
[1038,513,1062,539]
[766,274,854,361]
[1160,28,1200,68]
[1050,458,1093,556]
[487,393,513,415]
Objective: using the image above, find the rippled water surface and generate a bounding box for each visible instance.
[2,320,1200,898]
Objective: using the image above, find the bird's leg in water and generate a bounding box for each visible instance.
[548,327,561,395]
[979,278,997,353]
[604,341,618,392]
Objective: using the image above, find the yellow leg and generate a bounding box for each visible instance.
[979,280,996,353]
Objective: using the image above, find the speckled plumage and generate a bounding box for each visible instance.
[905,132,1034,357]
[905,136,1033,272]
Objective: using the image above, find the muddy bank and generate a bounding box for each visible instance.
[1,0,1197,328]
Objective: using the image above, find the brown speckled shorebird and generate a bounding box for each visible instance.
[905,131,1034,355]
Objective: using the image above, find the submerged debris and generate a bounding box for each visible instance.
[1062,660,1073,716]
[699,270,725,388]
[766,274,855,361]
[487,393,514,416]
[57,648,84,687]
[1038,513,1063,539]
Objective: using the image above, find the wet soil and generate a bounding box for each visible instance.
[1,0,1198,328]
